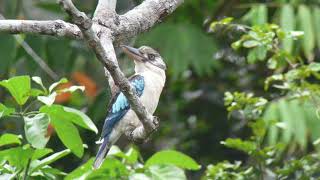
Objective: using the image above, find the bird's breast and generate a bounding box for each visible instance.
[140,72,165,114]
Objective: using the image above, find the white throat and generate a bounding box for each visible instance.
[134,62,166,85]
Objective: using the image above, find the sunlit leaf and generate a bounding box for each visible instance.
[0,76,31,105]
[49,78,68,93]
[146,150,200,170]
[221,138,256,154]
[298,5,315,60]
[0,133,21,147]
[87,158,128,179]
[147,165,186,180]
[313,7,320,49]
[280,4,295,53]
[65,158,94,180]
[32,148,53,160]
[0,145,34,169]
[30,149,71,173]
[0,103,15,119]
[37,92,57,106]
[24,113,50,149]
[40,105,83,157]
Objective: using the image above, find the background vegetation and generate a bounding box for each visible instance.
[1,0,320,179]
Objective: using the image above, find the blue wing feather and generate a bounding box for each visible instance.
[101,75,144,138]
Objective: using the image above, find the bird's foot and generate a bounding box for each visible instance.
[152,116,160,130]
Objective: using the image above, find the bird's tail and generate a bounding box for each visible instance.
[93,138,110,169]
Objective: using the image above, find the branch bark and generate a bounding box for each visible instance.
[0,20,82,39]
[112,0,183,42]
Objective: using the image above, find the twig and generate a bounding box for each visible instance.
[23,158,31,180]
[0,19,82,39]
[14,35,59,80]
[0,14,59,80]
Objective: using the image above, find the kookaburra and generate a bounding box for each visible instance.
[93,45,167,169]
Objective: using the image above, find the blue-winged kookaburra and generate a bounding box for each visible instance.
[93,45,167,169]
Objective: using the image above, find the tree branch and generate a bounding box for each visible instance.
[0,19,82,39]
[58,0,158,140]
[0,14,59,80]
[112,0,184,42]
[93,0,118,95]
[15,35,59,80]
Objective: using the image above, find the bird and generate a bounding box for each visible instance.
[93,45,167,169]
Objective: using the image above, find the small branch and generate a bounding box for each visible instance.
[0,19,82,39]
[93,0,118,95]
[112,0,184,42]
[23,158,31,180]
[15,36,59,80]
[93,0,117,19]
[0,15,59,80]
[100,34,117,95]
[58,0,158,139]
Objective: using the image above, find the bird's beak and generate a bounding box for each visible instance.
[121,45,145,62]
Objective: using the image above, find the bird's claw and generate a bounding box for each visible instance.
[152,116,160,129]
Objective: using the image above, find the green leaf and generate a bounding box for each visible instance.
[41,105,97,134]
[280,4,295,53]
[298,5,315,60]
[125,146,139,164]
[87,158,129,179]
[32,148,53,160]
[247,49,257,64]
[37,92,57,106]
[0,133,21,147]
[40,105,83,157]
[58,85,85,93]
[0,103,15,119]
[147,165,186,180]
[263,102,280,145]
[250,5,268,25]
[313,7,320,49]
[32,76,47,93]
[0,76,31,105]
[65,158,94,180]
[130,173,151,180]
[243,40,260,48]
[256,46,268,61]
[308,63,320,72]
[24,113,50,149]
[286,100,307,149]
[30,89,45,97]
[30,149,71,173]
[52,118,82,157]
[49,78,68,93]
[221,138,256,154]
[278,100,293,144]
[145,150,201,170]
[0,145,34,169]
[63,107,98,134]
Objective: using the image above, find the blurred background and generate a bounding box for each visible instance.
[0,0,320,178]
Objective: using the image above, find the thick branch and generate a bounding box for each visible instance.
[93,0,118,95]
[0,20,82,39]
[59,0,157,137]
[112,0,183,41]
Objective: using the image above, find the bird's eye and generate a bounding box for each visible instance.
[148,54,155,60]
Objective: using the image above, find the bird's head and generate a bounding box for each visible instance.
[122,45,167,73]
